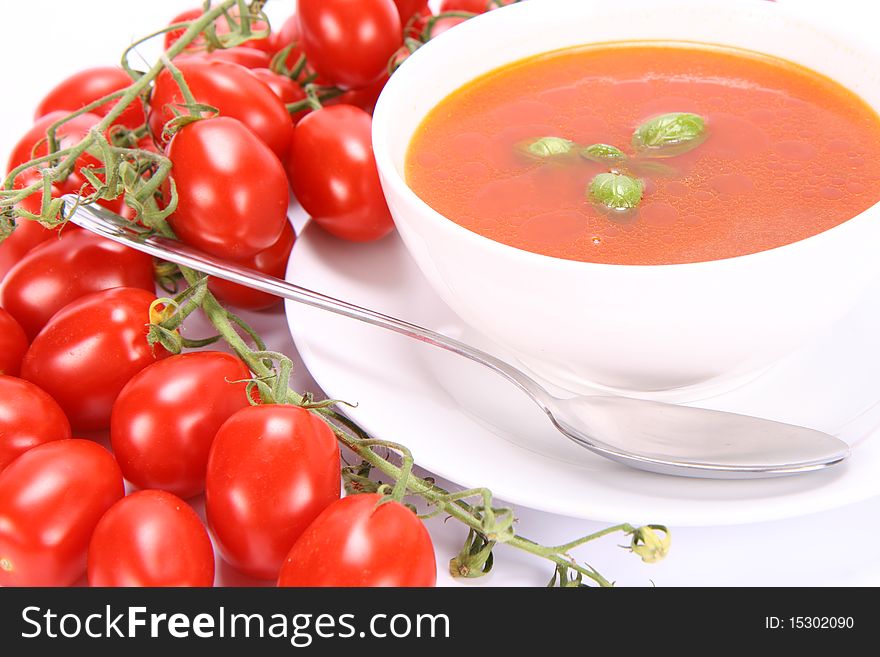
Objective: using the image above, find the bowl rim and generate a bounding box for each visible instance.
[371,0,880,272]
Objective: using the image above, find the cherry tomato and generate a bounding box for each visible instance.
[164,7,272,53]
[87,490,215,587]
[20,287,169,431]
[34,67,145,130]
[327,74,389,115]
[6,111,103,195]
[249,68,307,115]
[111,352,251,498]
[0,172,69,280]
[163,8,204,50]
[149,58,293,159]
[0,439,124,586]
[206,404,341,580]
[218,5,274,53]
[1,222,52,280]
[0,309,28,377]
[208,221,296,311]
[198,47,272,69]
[436,0,492,12]
[393,0,430,24]
[0,230,155,340]
[269,13,305,70]
[0,375,71,473]
[287,105,394,242]
[427,15,470,38]
[166,117,288,260]
[278,493,437,587]
[298,0,402,89]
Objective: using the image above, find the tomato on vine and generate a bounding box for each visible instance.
[0,230,155,340]
[34,66,145,130]
[426,15,470,39]
[208,221,296,311]
[0,375,71,473]
[206,404,341,580]
[249,68,306,107]
[111,352,252,498]
[0,439,124,586]
[196,47,272,69]
[0,309,28,377]
[393,0,431,24]
[269,13,305,70]
[149,58,293,159]
[278,493,438,587]
[6,111,104,196]
[165,116,289,260]
[88,490,215,587]
[287,105,395,242]
[0,171,69,279]
[20,287,169,431]
[164,6,272,53]
[163,8,204,50]
[297,0,403,89]
[437,0,513,12]
[327,74,389,115]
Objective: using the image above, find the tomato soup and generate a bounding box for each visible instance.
[405,44,880,265]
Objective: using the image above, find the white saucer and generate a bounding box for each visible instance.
[285,225,880,526]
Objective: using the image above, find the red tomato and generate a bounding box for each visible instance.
[327,74,389,115]
[0,230,155,340]
[164,7,272,53]
[269,13,305,69]
[436,0,492,12]
[0,375,71,473]
[166,117,288,260]
[394,0,430,24]
[278,494,437,587]
[249,68,307,112]
[287,105,394,242]
[163,8,204,50]
[87,490,215,587]
[0,223,53,281]
[0,439,124,586]
[111,352,251,498]
[149,58,293,159]
[198,47,272,69]
[20,287,169,431]
[206,404,341,580]
[218,5,274,53]
[0,172,68,279]
[427,15,470,38]
[34,67,144,130]
[0,310,28,377]
[6,111,103,195]
[298,0,402,89]
[208,221,295,311]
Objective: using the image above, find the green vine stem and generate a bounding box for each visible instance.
[0,0,668,586]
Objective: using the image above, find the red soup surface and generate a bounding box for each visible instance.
[405,43,880,265]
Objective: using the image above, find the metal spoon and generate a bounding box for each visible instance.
[65,200,851,478]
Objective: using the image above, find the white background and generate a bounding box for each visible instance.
[2,0,880,586]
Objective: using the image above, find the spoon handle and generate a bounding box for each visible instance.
[65,200,553,411]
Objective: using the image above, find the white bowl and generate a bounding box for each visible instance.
[372,0,880,399]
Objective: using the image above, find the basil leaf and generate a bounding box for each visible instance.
[523,136,574,158]
[581,143,626,163]
[632,112,705,156]
[589,172,644,211]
